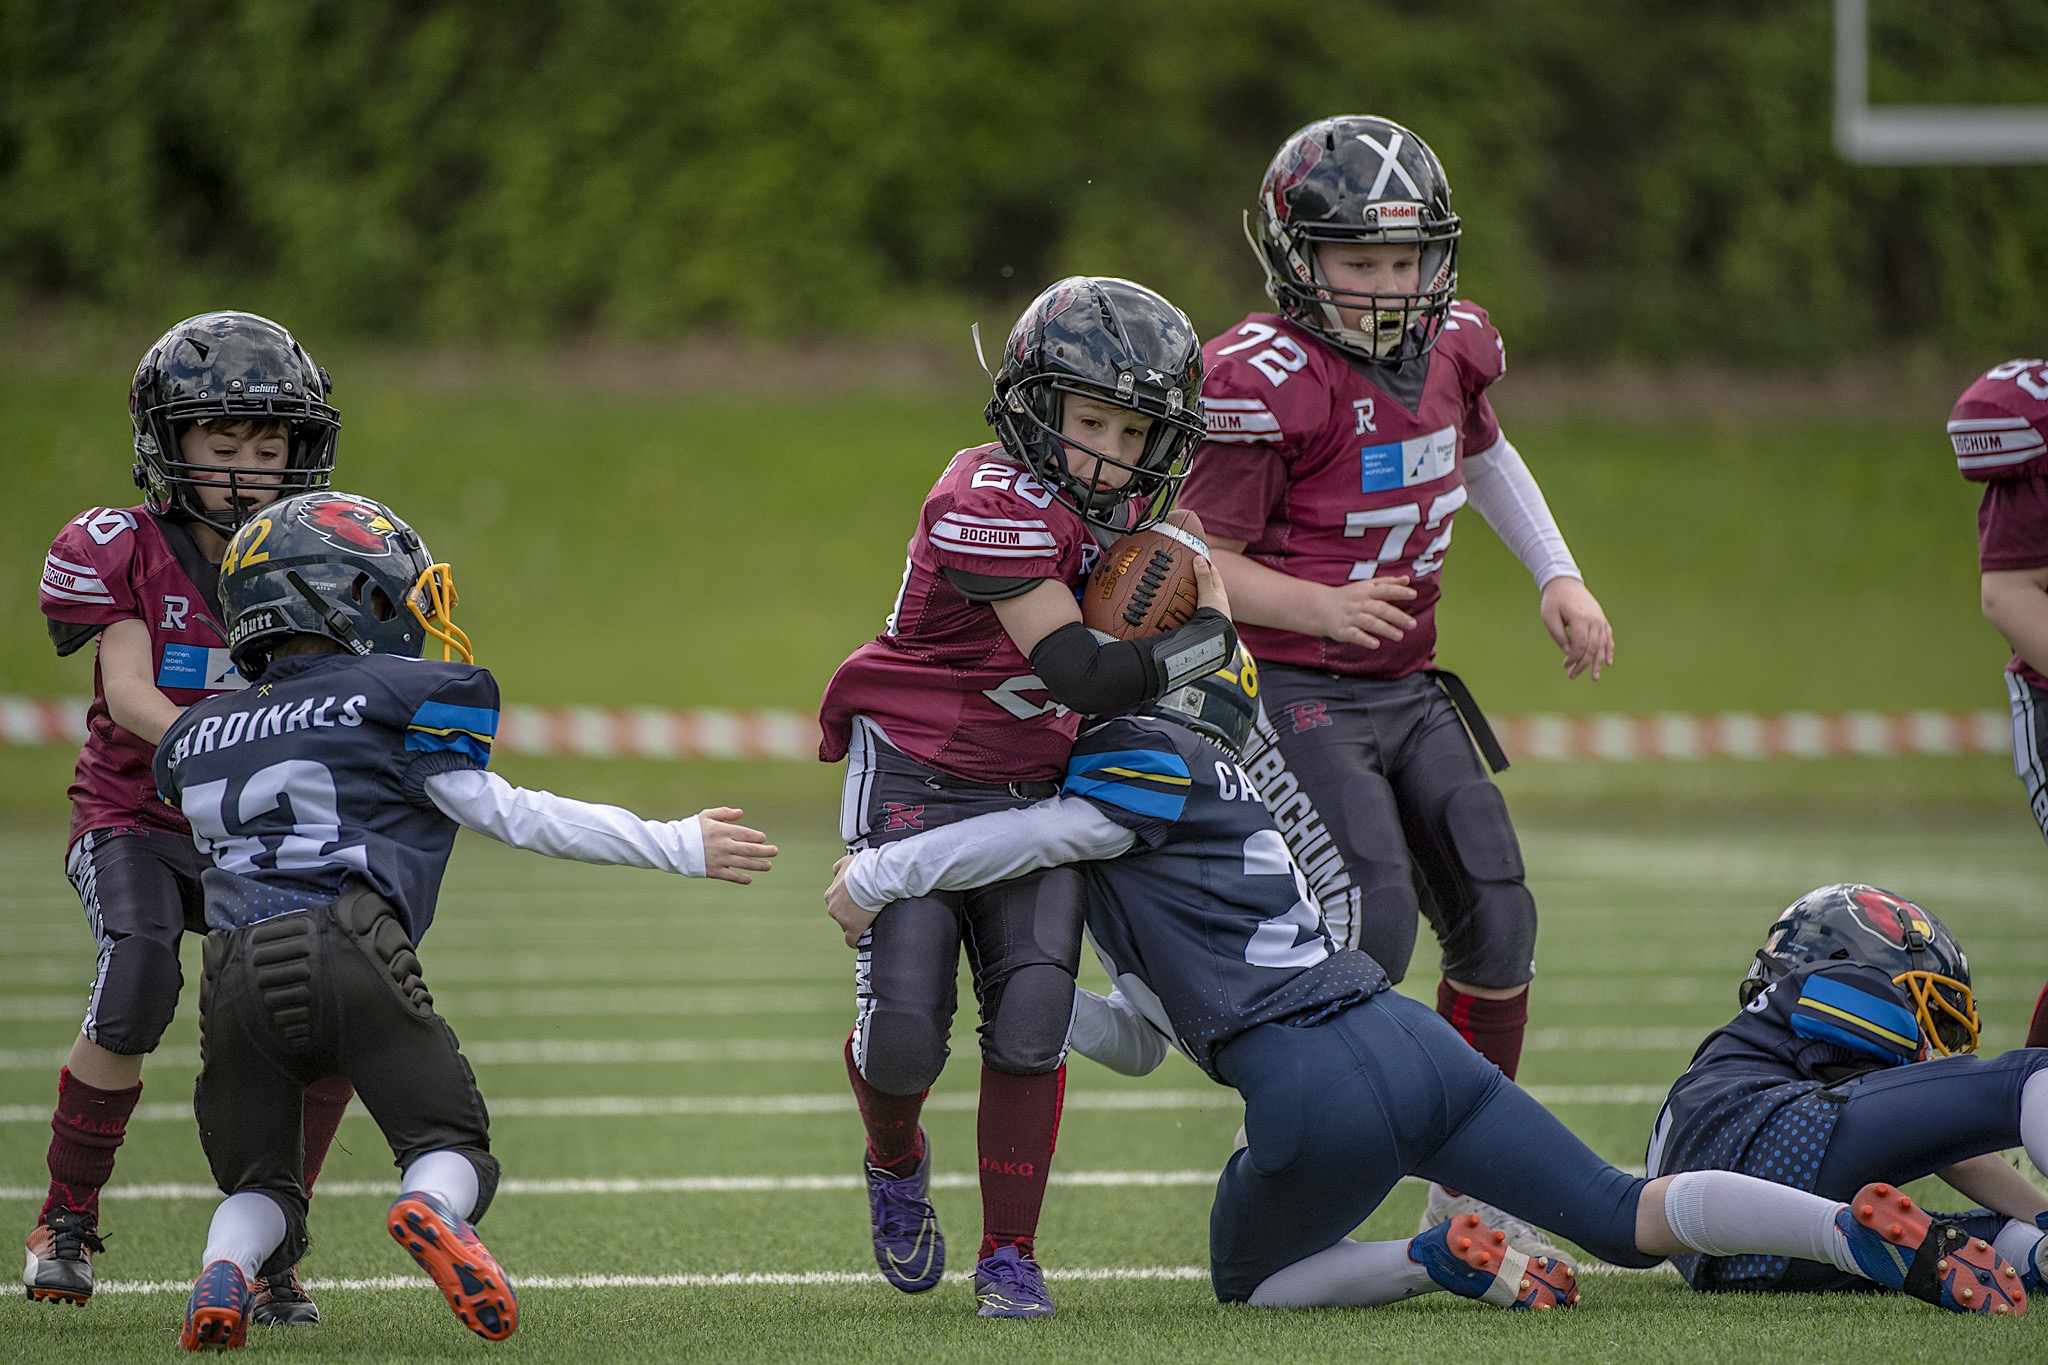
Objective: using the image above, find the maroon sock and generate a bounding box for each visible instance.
[42,1067,143,1224]
[2027,979,2048,1050]
[977,1065,1065,1261]
[844,1033,927,1176]
[301,1075,356,1191]
[1437,980,1530,1080]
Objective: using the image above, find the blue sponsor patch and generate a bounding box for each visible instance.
[1360,443,1404,492]
[157,643,242,692]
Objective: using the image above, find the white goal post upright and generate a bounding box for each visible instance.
[1835,0,2048,164]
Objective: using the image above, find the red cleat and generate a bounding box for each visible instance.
[387,1192,518,1340]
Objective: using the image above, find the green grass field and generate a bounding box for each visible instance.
[1,806,2045,1363]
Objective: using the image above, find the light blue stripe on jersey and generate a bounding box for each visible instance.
[406,700,497,766]
[1065,747,1191,821]
[1790,974,1918,1061]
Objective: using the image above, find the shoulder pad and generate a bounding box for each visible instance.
[1951,361,2048,481]
[1200,316,1334,446]
[1438,300,1507,386]
[41,507,145,624]
[929,454,1075,568]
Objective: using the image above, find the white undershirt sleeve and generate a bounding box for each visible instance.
[423,768,706,877]
[1069,986,1171,1076]
[1463,433,1582,590]
[841,796,1137,912]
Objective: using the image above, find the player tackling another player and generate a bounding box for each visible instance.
[1173,115,1615,1261]
[828,659,2027,1316]
[816,276,1236,1317]
[152,491,775,1348]
[28,312,354,1321]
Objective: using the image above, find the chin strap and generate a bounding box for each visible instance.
[285,571,371,655]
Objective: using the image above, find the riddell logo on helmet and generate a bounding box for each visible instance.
[1365,203,1420,226]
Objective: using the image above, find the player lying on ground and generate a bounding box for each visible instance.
[1649,882,2048,1300]
[28,311,354,1321]
[815,276,1233,1317]
[154,492,777,1350]
[826,652,2026,1315]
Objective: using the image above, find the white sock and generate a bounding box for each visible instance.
[1247,1238,1436,1307]
[1664,1170,1859,1273]
[1993,1219,2046,1288]
[200,1192,287,1282]
[401,1150,480,1220]
[2021,1069,2048,1174]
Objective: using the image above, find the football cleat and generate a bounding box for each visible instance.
[1409,1213,1580,1311]
[1836,1182,2025,1315]
[973,1245,1057,1318]
[866,1129,945,1293]
[386,1191,518,1340]
[1419,1185,1578,1273]
[249,1262,320,1326]
[179,1260,251,1350]
[23,1206,104,1305]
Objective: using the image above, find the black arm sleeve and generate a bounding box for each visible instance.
[1029,608,1237,715]
[48,617,105,658]
[942,567,1042,603]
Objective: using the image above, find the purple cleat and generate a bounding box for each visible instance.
[973,1245,1056,1318]
[866,1128,944,1293]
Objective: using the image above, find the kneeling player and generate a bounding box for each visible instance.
[156,492,777,1349]
[827,655,2026,1315]
[1647,883,2048,1302]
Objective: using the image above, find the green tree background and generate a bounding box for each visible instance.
[4,0,2044,359]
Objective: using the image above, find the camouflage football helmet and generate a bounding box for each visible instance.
[984,276,1205,532]
[1248,115,1461,365]
[218,491,471,680]
[1149,643,1260,757]
[1739,884,1979,1056]
[130,311,340,535]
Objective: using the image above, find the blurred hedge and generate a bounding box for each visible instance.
[2,0,2044,359]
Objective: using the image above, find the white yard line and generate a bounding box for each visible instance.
[0,1084,1668,1126]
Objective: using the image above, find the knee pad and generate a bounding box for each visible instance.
[1442,781,1525,884]
[858,1009,950,1095]
[980,964,1077,1075]
[252,1190,311,1283]
[460,1149,503,1224]
[88,934,184,1054]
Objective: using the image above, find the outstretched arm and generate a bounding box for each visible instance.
[824,796,1135,947]
[423,768,775,881]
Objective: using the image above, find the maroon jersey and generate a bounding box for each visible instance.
[39,505,248,847]
[1952,360,2048,690]
[819,443,1104,783]
[1178,305,1507,678]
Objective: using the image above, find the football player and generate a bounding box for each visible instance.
[1174,114,1615,1259]
[1950,360,2048,1049]
[816,276,1236,1316]
[826,660,2024,1315]
[1647,884,2048,1302]
[27,312,353,1321]
[154,491,776,1349]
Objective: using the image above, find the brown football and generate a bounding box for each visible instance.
[1082,508,1208,640]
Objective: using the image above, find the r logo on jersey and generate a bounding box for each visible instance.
[160,595,191,630]
[1283,701,1332,734]
[882,802,925,832]
[1352,399,1376,435]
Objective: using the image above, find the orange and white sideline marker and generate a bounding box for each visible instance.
[0,696,2011,763]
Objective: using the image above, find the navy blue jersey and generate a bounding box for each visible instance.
[1064,716,1391,1080]
[154,652,498,942]
[1649,960,1923,1290]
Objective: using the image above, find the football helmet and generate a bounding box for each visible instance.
[1149,643,1259,757]
[130,312,340,535]
[1248,115,1460,364]
[218,491,471,680]
[984,276,1205,532]
[1739,884,1979,1056]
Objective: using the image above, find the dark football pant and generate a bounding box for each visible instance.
[195,886,497,1279]
[842,721,1086,1092]
[65,827,210,1055]
[1208,990,1655,1302]
[1244,667,1535,989]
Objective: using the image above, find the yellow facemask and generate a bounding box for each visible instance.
[406,563,474,664]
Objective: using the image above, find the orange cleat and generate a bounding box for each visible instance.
[386,1191,518,1340]
[1836,1182,2025,1316]
[1410,1211,1581,1310]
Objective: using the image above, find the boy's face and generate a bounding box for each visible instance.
[1058,394,1154,489]
[178,421,291,517]
[1315,242,1422,331]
